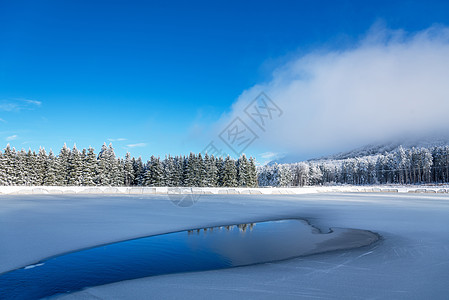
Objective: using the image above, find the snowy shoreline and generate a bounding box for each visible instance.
[0,185,449,195]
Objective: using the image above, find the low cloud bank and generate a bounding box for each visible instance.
[218,25,449,159]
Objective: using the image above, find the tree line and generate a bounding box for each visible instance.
[0,143,258,187]
[4,142,448,188]
[258,146,449,186]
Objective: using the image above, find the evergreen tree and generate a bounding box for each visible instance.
[15,149,27,185]
[28,149,39,184]
[114,157,125,186]
[96,143,109,185]
[163,155,178,187]
[195,153,206,186]
[0,152,6,185]
[247,157,258,187]
[97,143,122,186]
[183,153,197,187]
[82,147,97,186]
[132,157,144,185]
[222,156,237,187]
[237,154,249,187]
[44,150,58,186]
[3,145,16,185]
[204,154,218,187]
[144,156,163,186]
[216,156,224,187]
[173,156,184,186]
[124,152,134,186]
[68,145,83,185]
[307,164,322,186]
[36,148,48,185]
[56,144,71,185]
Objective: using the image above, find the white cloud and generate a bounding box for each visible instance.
[6,135,18,141]
[0,103,19,111]
[126,143,147,148]
[108,138,127,142]
[0,118,6,123]
[24,99,42,106]
[218,25,449,158]
[0,99,42,112]
[257,152,284,165]
[260,152,282,160]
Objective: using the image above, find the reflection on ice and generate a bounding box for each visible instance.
[187,222,256,235]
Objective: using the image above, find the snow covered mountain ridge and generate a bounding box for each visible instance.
[260,137,449,187]
[314,136,449,161]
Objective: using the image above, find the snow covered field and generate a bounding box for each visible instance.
[1,192,449,299]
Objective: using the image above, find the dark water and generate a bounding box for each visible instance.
[0,219,378,299]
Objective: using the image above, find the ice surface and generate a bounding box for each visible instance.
[0,220,378,299]
[1,193,448,299]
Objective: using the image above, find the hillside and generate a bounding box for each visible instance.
[314,135,449,161]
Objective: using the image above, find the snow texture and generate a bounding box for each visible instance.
[0,193,448,299]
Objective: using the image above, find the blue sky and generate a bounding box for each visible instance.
[1,0,449,162]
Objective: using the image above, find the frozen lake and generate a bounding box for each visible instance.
[0,193,448,299]
[0,219,377,299]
